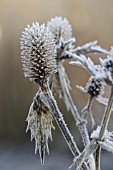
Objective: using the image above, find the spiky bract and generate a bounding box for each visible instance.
[26,92,54,164]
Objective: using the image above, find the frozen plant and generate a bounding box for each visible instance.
[20,17,113,170]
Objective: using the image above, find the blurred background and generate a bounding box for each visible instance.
[0,0,113,169]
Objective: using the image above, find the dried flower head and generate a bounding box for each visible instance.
[103,57,113,73]
[26,92,54,164]
[99,54,113,85]
[77,76,104,128]
[86,76,104,97]
[77,76,104,98]
[20,23,57,88]
[103,47,113,73]
[47,16,72,44]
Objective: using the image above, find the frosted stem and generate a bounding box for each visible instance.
[43,83,88,170]
[99,86,113,140]
[58,62,82,124]
[95,146,101,170]
[95,86,113,170]
[82,96,95,128]
[72,41,111,56]
[58,62,96,169]
[70,139,98,169]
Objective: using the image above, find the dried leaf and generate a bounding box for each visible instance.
[26,91,54,164]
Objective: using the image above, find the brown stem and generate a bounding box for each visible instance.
[96,146,101,170]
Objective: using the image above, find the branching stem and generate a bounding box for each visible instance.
[58,62,96,169]
[95,86,113,170]
[43,83,88,170]
[99,86,113,140]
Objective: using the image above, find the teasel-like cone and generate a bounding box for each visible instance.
[47,16,72,44]
[26,91,55,165]
[47,17,74,105]
[47,17,74,60]
[20,22,57,89]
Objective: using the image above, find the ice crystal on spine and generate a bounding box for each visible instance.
[91,126,113,139]
[47,16,72,44]
[91,126,113,153]
[20,23,57,87]
[26,92,54,164]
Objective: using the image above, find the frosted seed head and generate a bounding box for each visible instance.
[103,57,113,73]
[47,16,72,44]
[86,76,104,97]
[20,23,57,87]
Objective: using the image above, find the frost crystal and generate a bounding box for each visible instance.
[47,16,72,44]
[20,23,57,87]
[26,92,54,164]
[91,126,113,140]
[91,126,113,153]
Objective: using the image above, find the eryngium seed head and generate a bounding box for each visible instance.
[47,16,72,44]
[20,23,57,87]
[86,76,104,97]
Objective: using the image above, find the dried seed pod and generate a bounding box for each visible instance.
[26,92,54,164]
[99,54,113,85]
[47,16,72,44]
[86,76,104,97]
[20,23,57,88]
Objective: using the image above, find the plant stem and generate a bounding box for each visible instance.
[62,41,111,60]
[43,83,88,170]
[95,146,101,170]
[96,86,113,170]
[70,139,98,169]
[44,83,79,156]
[74,86,113,169]
[58,62,96,169]
[58,62,82,124]
[99,86,113,140]
[82,96,95,128]
[58,62,89,144]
